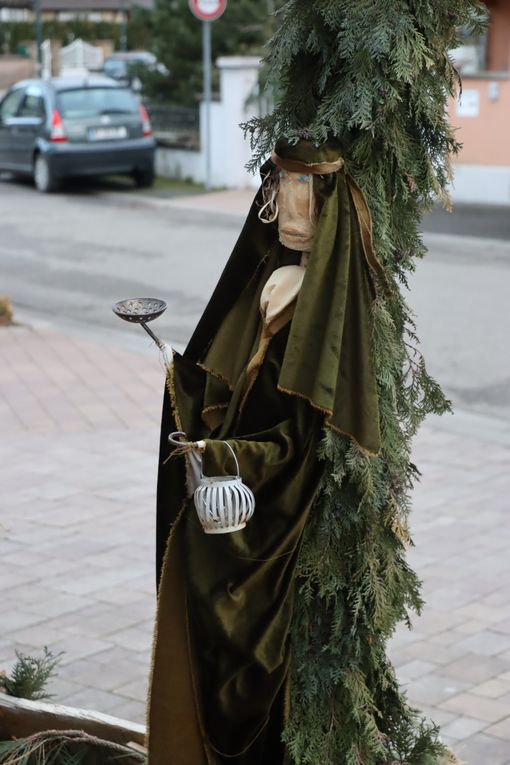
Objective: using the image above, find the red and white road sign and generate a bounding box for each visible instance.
[189,0,227,22]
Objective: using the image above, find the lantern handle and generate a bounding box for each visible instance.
[168,432,240,479]
[199,440,240,480]
[221,440,241,479]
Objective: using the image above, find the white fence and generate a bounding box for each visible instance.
[156,56,261,190]
[59,39,104,77]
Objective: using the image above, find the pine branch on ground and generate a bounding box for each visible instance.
[0,649,63,701]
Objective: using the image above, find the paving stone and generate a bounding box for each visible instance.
[454,733,510,765]
[396,659,437,682]
[44,677,85,701]
[114,677,148,702]
[405,673,470,707]
[471,679,510,699]
[61,687,124,715]
[454,618,489,636]
[48,636,116,666]
[412,608,466,636]
[427,630,468,648]
[440,654,510,685]
[0,610,48,634]
[456,603,510,624]
[493,618,510,636]
[65,657,148,693]
[416,705,459,727]
[486,716,510,741]
[440,715,488,741]
[482,590,510,609]
[454,630,510,657]
[439,693,510,723]
[108,627,153,653]
[109,697,147,725]
[2,325,510,751]
[393,639,465,667]
[4,624,70,648]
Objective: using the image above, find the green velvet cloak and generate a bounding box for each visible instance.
[147,156,383,765]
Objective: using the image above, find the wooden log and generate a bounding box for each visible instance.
[0,694,145,749]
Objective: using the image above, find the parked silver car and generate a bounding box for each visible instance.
[0,75,156,192]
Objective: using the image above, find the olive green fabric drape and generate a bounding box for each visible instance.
[148,144,385,763]
[186,166,382,456]
[148,329,324,765]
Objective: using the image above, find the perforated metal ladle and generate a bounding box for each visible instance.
[112,297,167,351]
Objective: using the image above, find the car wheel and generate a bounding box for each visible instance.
[133,168,155,189]
[33,153,59,193]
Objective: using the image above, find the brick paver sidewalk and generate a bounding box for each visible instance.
[1,324,510,763]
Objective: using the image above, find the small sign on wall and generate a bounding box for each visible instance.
[457,89,480,118]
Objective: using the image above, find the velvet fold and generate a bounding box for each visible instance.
[148,144,386,764]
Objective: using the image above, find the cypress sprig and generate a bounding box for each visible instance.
[246,1,487,762]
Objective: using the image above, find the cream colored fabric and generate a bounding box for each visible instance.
[277,170,318,251]
[241,265,306,407]
[260,265,305,330]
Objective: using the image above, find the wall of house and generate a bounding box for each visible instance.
[0,54,34,90]
[449,1,510,204]
[450,78,510,166]
[486,0,510,71]
[449,77,510,204]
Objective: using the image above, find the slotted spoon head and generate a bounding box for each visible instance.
[112,298,167,324]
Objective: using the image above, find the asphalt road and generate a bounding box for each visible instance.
[1,174,509,423]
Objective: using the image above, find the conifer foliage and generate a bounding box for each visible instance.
[245,2,487,763]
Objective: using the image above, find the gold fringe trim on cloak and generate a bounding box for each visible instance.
[272,151,344,175]
[197,361,236,392]
[346,175,391,296]
[165,357,183,431]
[164,357,194,498]
[276,383,380,458]
[146,357,192,751]
[201,402,229,431]
[148,358,212,764]
[144,498,188,751]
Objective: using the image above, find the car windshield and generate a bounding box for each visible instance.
[56,87,138,119]
[104,60,128,78]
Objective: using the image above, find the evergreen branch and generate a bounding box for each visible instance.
[1,648,63,701]
[249,1,487,762]
[0,730,145,765]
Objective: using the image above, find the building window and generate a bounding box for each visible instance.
[453,26,489,75]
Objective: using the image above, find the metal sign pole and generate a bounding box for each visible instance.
[203,19,212,191]
[190,0,227,190]
[34,0,43,78]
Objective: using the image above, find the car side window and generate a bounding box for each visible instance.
[19,92,46,120]
[0,89,25,120]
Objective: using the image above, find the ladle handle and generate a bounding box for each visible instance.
[140,320,165,351]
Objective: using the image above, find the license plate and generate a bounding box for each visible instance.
[88,126,128,141]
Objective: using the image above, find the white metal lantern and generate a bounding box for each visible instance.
[168,433,255,535]
[194,441,255,534]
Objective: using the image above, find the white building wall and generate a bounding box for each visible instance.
[450,164,510,205]
[155,145,205,183]
[0,9,30,21]
[157,56,261,190]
